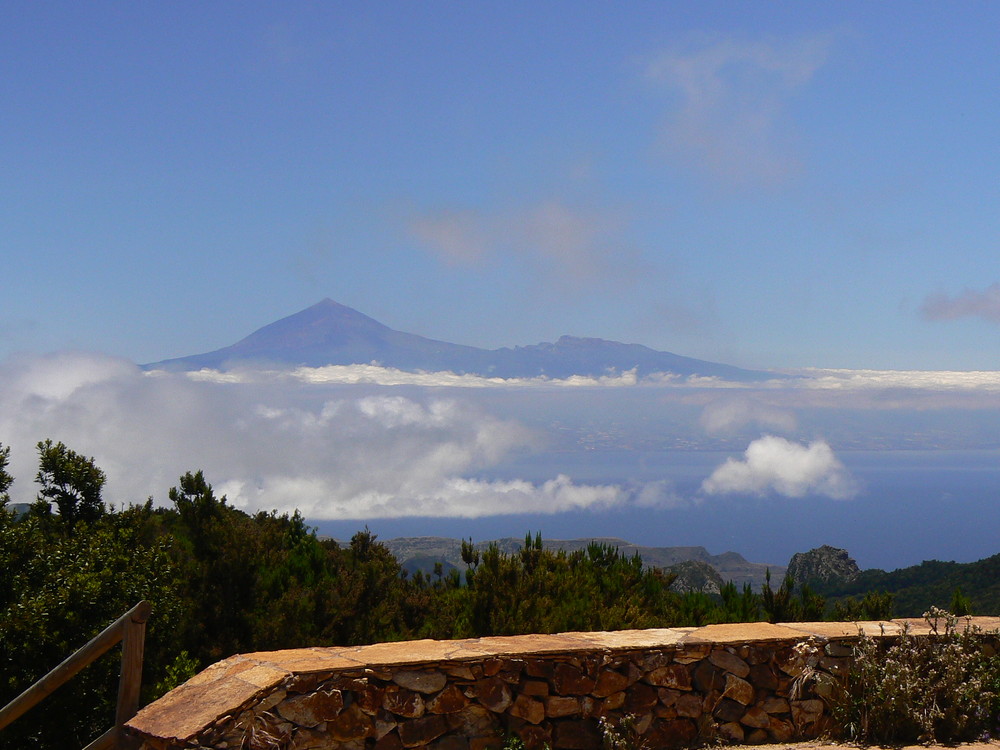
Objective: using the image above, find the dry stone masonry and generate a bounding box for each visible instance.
[127,617,1000,750]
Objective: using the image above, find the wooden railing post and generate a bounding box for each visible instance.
[114,601,151,749]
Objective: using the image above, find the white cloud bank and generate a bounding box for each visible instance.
[0,352,665,519]
[701,435,858,500]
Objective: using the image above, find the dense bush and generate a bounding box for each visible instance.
[833,608,1000,745]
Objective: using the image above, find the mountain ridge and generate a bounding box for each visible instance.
[145,298,779,381]
[380,535,785,591]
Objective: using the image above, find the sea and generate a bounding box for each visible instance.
[311,448,1000,574]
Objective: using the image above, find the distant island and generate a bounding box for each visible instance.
[145,298,780,382]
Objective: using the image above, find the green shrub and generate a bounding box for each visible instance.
[834,607,1000,745]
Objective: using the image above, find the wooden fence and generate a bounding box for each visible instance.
[0,600,152,750]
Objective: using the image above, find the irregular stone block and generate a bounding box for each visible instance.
[327,704,375,742]
[444,665,477,680]
[692,660,724,692]
[646,664,692,690]
[286,673,336,694]
[761,696,789,714]
[713,698,745,723]
[601,692,625,712]
[374,730,404,750]
[553,663,596,695]
[657,687,680,707]
[473,677,512,713]
[398,715,450,748]
[482,658,503,677]
[374,718,398,740]
[356,683,385,715]
[428,685,469,714]
[623,682,658,713]
[500,659,525,674]
[717,721,745,743]
[768,716,795,742]
[592,670,628,697]
[654,705,678,720]
[509,695,545,725]
[525,659,554,679]
[748,663,778,691]
[709,649,750,678]
[674,644,710,664]
[545,695,582,719]
[675,693,702,719]
[521,679,549,696]
[722,674,754,705]
[383,686,425,719]
[447,704,496,737]
[746,728,769,744]
[739,706,770,729]
[393,670,448,695]
[277,690,344,727]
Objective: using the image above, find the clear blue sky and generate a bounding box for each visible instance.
[3,1,999,370]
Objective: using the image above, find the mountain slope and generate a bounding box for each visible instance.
[146,298,778,381]
[814,553,1000,616]
[382,536,784,591]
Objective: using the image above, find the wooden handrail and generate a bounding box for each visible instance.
[0,600,152,750]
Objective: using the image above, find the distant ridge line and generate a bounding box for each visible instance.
[145,299,780,382]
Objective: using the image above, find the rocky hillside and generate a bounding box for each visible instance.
[382,536,783,591]
[785,545,861,587]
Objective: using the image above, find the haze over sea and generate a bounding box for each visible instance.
[315,449,1000,574]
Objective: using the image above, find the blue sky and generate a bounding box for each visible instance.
[4,2,999,371]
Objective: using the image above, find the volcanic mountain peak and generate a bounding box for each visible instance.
[145,299,778,382]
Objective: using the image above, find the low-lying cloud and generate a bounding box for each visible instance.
[0,352,668,519]
[699,396,797,436]
[921,283,1000,324]
[700,435,858,499]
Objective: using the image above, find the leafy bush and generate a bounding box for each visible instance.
[834,608,1000,745]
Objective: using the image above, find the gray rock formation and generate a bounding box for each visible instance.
[667,559,725,595]
[785,545,860,587]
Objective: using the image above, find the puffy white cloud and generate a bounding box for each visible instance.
[0,352,672,520]
[921,283,1000,324]
[647,34,833,186]
[701,435,858,499]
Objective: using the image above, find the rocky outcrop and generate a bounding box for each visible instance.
[785,546,860,587]
[667,560,725,595]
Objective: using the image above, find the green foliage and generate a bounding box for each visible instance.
[819,554,1000,616]
[429,533,680,638]
[831,590,895,621]
[0,443,12,506]
[0,502,183,749]
[34,439,106,526]
[833,608,1000,745]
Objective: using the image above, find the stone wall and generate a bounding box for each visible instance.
[127,617,1000,750]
